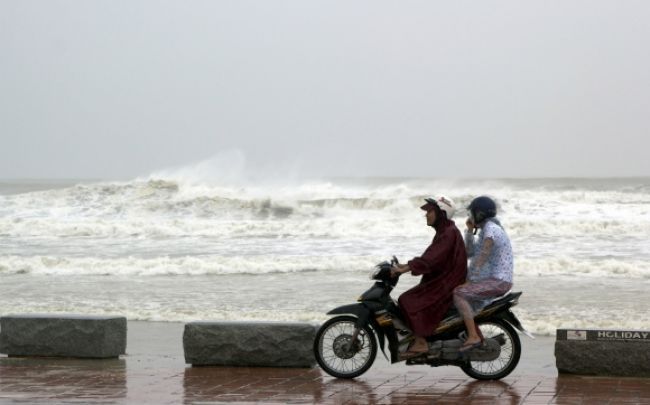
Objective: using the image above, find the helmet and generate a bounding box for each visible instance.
[420,195,456,219]
[467,196,497,224]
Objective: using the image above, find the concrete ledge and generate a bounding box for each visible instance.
[0,314,127,358]
[183,321,317,367]
[555,328,650,377]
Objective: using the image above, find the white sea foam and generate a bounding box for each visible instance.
[1,176,649,278]
[1,179,648,231]
[1,175,649,331]
[1,253,648,279]
[516,257,650,278]
[0,254,379,276]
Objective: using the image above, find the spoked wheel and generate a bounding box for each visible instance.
[314,315,377,379]
[461,319,521,380]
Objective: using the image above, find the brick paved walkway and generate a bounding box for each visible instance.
[1,356,649,404]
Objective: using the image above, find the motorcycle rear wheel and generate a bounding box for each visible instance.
[461,318,521,380]
[314,315,377,379]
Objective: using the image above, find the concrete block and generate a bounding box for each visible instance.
[183,321,317,367]
[0,314,127,358]
[555,328,650,377]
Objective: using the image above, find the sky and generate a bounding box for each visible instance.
[1,0,649,180]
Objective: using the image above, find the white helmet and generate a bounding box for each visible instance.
[420,195,456,219]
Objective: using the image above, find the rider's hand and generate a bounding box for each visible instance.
[391,264,408,277]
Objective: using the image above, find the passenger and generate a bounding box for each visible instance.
[454,196,514,352]
[391,196,467,358]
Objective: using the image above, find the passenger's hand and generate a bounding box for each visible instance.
[466,218,475,231]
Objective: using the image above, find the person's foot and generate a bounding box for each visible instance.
[399,348,428,359]
[410,340,428,352]
[399,339,429,359]
[459,339,483,353]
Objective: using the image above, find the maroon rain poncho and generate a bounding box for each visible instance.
[398,218,467,336]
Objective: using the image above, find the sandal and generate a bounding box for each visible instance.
[399,342,428,359]
[458,341,483,353]
[399,349,428,360]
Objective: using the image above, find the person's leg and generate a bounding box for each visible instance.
[453,285,482,346]
[397,284,434,356]
[399,334,429,359]
[454,280,513,349]
[409,335,428,352]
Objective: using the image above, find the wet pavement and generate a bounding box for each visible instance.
[0,321,648,404]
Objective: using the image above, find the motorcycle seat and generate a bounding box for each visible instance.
[482,291,522,312]
[442,291,522,321]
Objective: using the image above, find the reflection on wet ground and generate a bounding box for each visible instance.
[3,357,648,404]
[0,357,126,402]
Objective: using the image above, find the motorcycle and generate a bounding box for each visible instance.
[313,257,532,380]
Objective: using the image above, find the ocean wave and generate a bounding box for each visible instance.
[2,177,650,224]
[1,254,647,279]
[1,214,647,244]
[6,180,650,211]
[506,219,648,237]
[0,216,417,240]
[516,257,650,279]
[2,178,650,267]
[0,255,379,276]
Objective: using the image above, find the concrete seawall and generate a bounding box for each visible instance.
[555,328,650,377]
[183,321,318,367]
[0,314,127,358]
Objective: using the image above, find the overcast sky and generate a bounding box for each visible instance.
[1,1,649,180]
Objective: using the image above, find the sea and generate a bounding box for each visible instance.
[1,175,648,336]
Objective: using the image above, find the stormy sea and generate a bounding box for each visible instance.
[1,173,648,335]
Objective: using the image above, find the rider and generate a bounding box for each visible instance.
[391,195,467,358]
[454,196,514,352]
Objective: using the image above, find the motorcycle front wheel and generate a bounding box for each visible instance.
[461,318,521,380]
[314,315,377,379]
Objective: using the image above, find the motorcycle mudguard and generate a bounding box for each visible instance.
[495,310,535,339]
[385,327,400,363]
[327,303,371,323]
[326,303,389,361]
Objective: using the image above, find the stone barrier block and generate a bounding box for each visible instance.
[184,321,317,367]
[0,314,127,358]
[555,328,650,377]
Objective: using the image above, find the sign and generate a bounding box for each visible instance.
[596,330,650,341]
[558,329,650,342]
